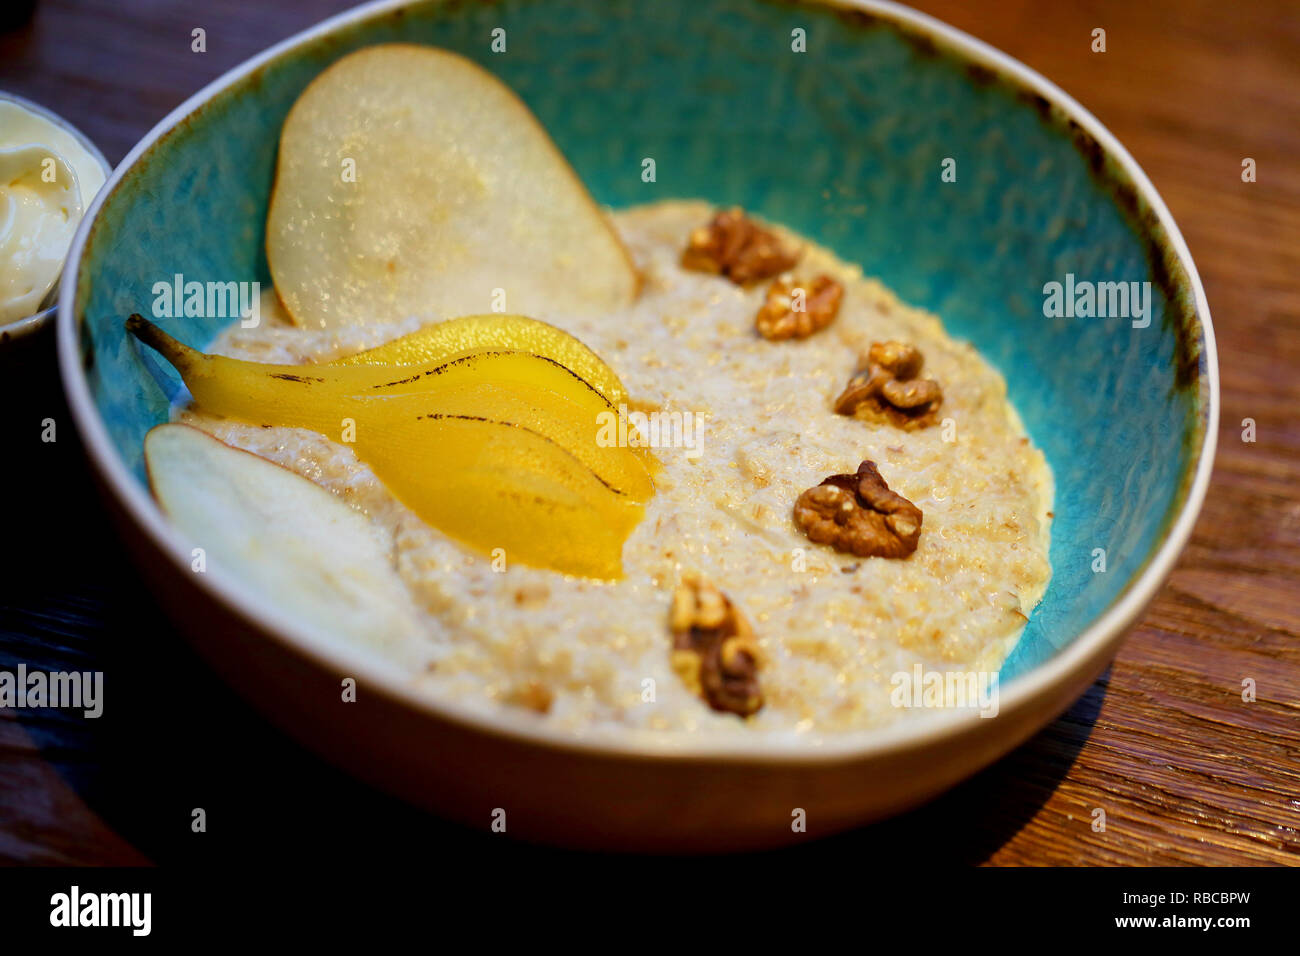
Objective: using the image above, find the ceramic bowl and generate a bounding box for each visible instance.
[0,91,112,345]
[57,0,1217,851]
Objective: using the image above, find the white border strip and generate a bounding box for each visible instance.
[57,0,1218,762]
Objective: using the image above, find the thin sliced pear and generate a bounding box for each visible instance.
[266,44,639,330]
[144,424,424,660]
[131,319,645,577]
[356,414,638,579]
[127,315,619,424]
[332,317,659,474]
[375,380,653,500]
[333,313,631,407]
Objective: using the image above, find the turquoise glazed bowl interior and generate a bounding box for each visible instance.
[67,0,1213,694]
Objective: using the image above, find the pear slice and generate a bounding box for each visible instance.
[331,313,631,408]
[144,424,424,662]
[266,44,639,330]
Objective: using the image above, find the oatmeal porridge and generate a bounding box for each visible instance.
[171,200,1053,738]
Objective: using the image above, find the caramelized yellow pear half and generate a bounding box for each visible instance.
[127,315,626,432]
[333,313,630,407]
[127,315,647,577]
[380,381,653,501]
[332,313,658,476]
[356,414,639,580]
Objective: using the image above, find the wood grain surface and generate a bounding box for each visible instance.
[0,0,1296,866]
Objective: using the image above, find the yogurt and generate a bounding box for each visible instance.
[0,99,107,324]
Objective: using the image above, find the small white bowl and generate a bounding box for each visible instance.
[0,91,112,345]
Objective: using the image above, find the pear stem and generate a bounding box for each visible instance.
[125,314,201,375]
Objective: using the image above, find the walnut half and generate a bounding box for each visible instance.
[793,460,922,559]
[833,341,942,430]
[669,575,763,717]
[755,274,844,341]
[681,207,800,285]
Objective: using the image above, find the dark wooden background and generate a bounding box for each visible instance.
[0,0,1296,866]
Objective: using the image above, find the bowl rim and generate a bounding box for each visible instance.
[56,0,1219,764]
[0,90,113,342]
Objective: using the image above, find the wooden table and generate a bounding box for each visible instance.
[1,0,1296,866]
